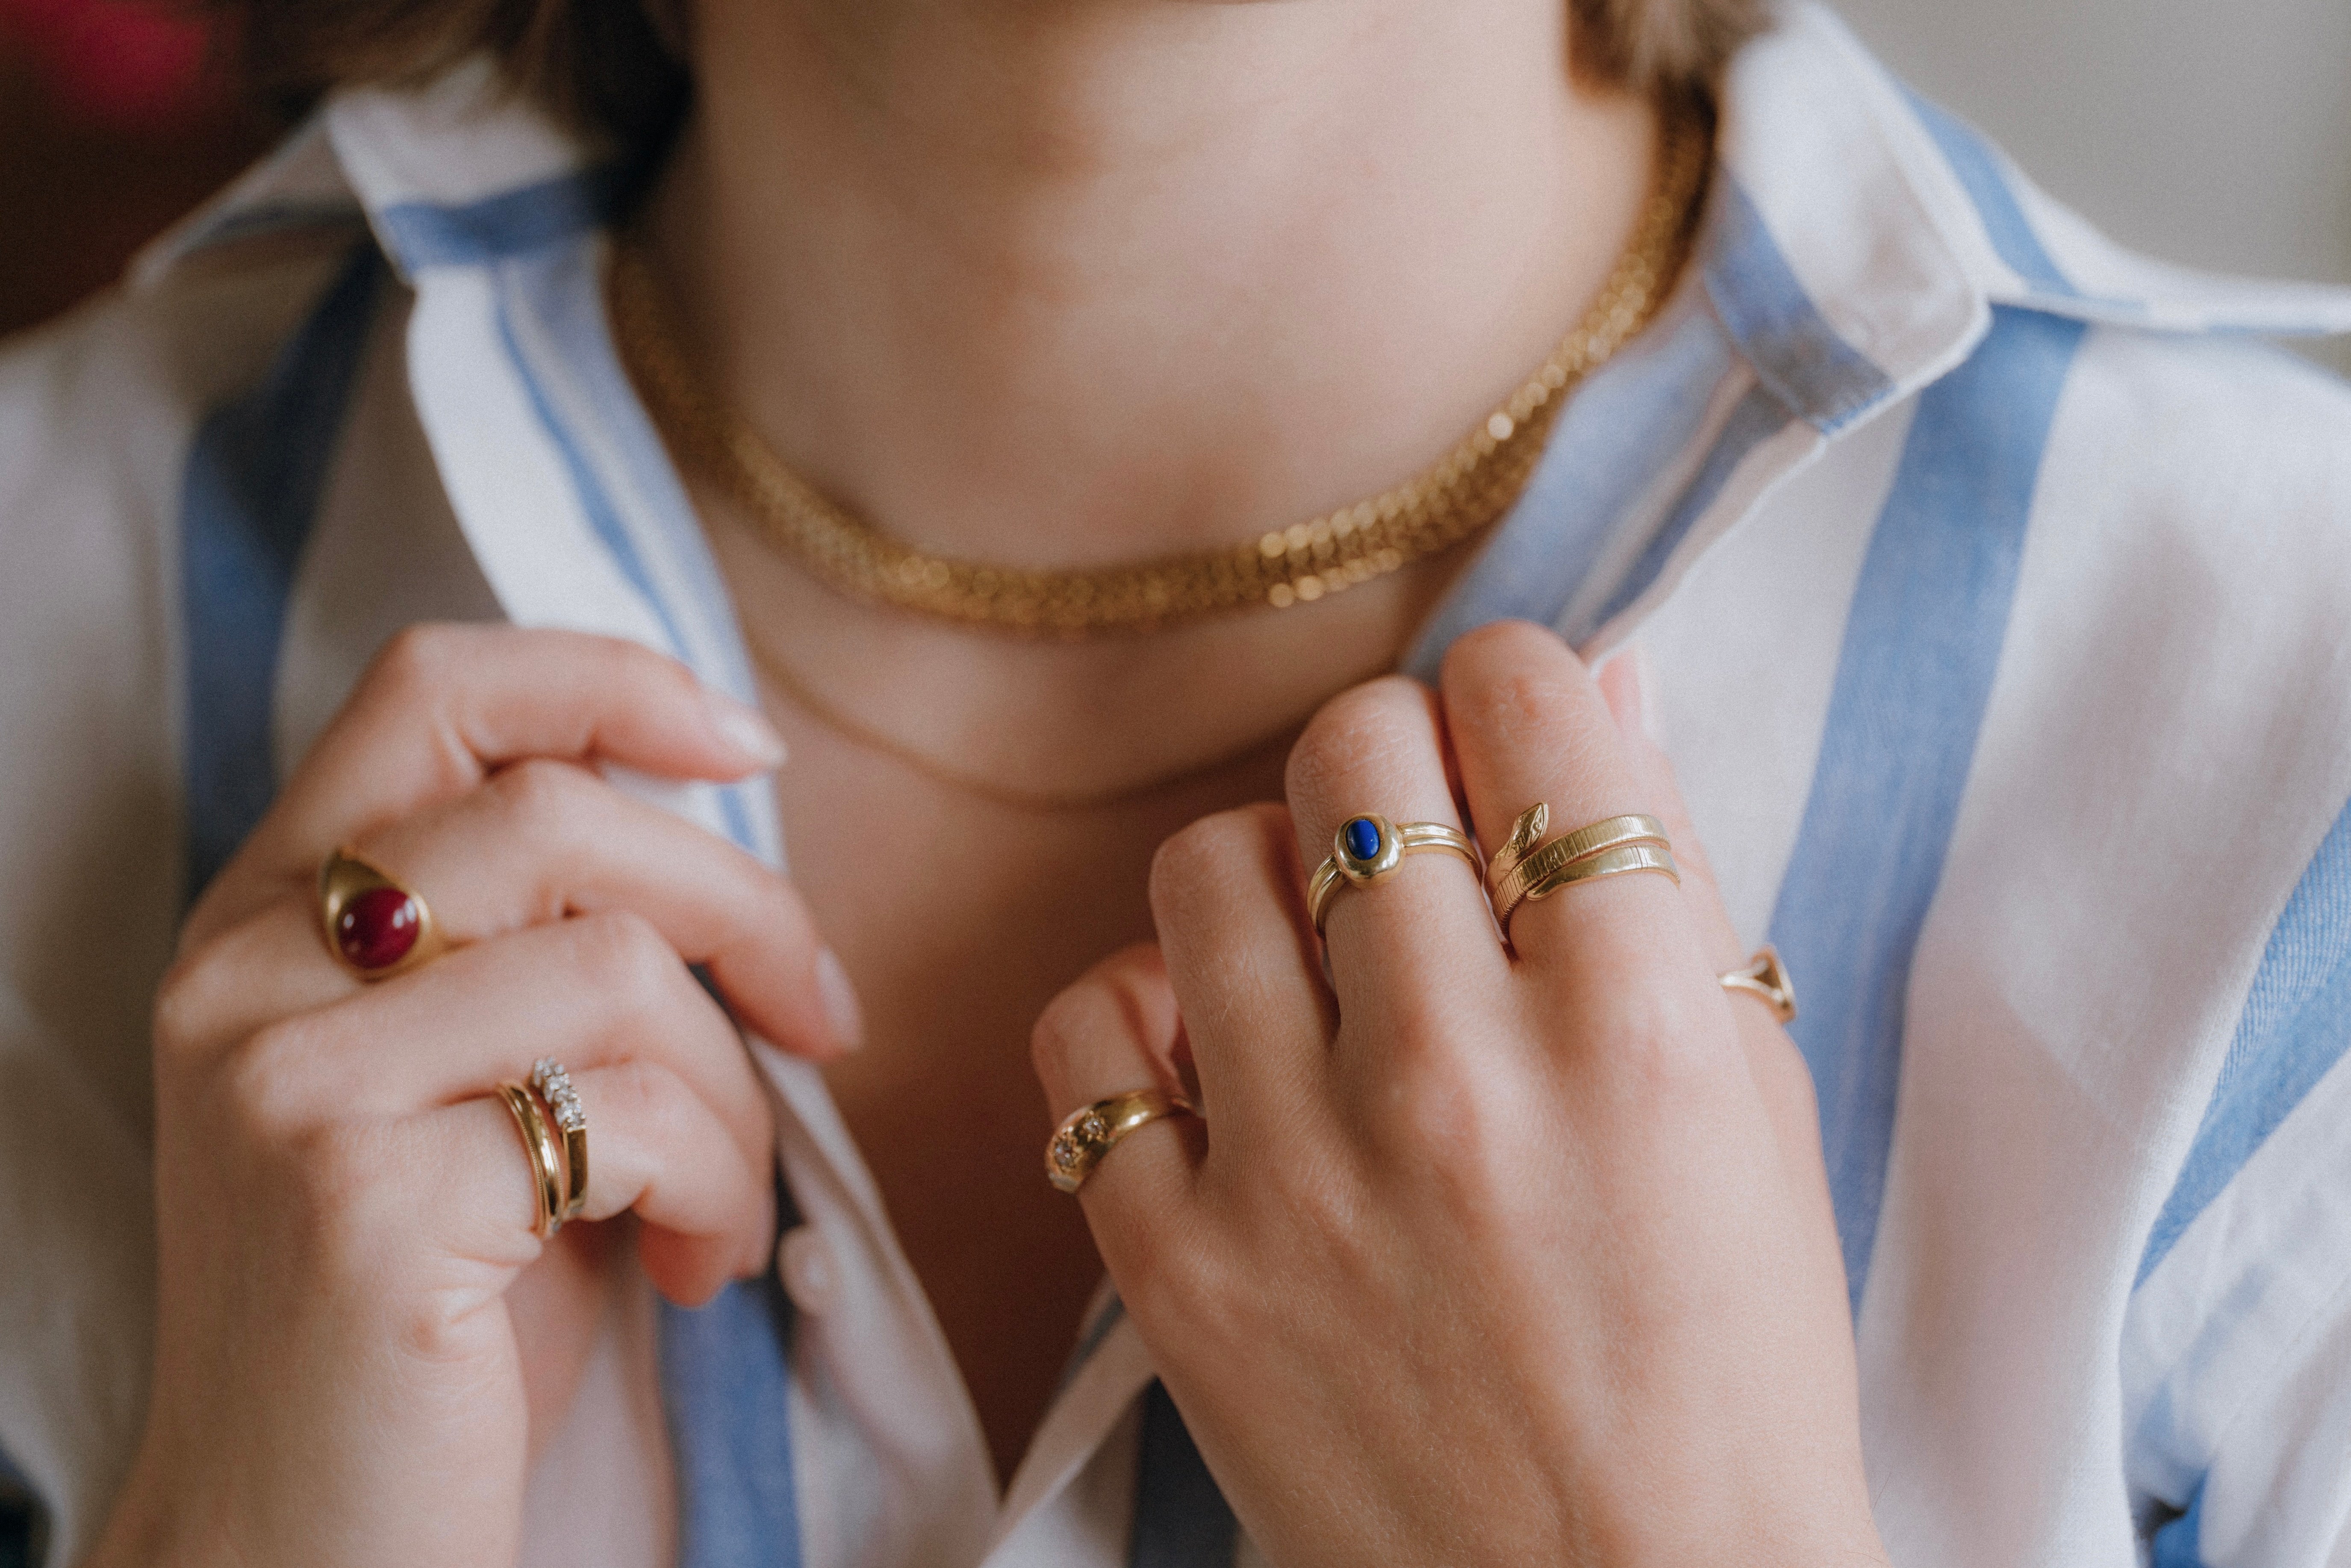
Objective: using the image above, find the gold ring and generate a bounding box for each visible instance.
[1720,945,1798,1023]
[496,1082,568,1239]
[1306,815,1484,936]
[1046,1089,1198,1195]
[318,847,447,980]
[1488,804,1679,943]
[531,1059,590,1225]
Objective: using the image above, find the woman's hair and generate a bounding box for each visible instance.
[225,0,1766,150]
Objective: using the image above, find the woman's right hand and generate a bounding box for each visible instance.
[89,625,852,1568]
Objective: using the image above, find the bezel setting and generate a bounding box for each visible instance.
[1334,813,1404,885]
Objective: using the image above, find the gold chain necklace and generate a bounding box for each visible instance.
[612,111,1709,640]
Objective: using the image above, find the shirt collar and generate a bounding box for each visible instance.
[1705,3,2351,435]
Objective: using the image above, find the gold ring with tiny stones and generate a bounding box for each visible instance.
[1046,1090,1199,1194]
[530,1059,590,1226]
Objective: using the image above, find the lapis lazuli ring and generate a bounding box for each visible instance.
[1306,814,1484,936]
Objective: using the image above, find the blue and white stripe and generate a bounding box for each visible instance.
[4,5,2351,1565]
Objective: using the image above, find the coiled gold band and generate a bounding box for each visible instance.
[1488,804,1680,943]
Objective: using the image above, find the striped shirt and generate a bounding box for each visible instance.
[3,6,2350,1565]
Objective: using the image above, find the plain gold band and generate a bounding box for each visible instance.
[1307,820,1484,936]
[1046,1089,1199,1194]
[496,1083,569,1239]
[1719,945,1799,1023]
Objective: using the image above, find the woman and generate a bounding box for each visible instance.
[3,0,2348,1563]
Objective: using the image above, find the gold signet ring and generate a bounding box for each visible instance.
[318,847,447,980]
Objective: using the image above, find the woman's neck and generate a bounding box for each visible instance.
[645,0,1659,568]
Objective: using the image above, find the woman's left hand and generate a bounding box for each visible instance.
[1031,620,1887,1568]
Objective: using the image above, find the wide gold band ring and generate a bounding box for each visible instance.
[1488,804,1679,943]
[318,847,448,980]
[1306,815,1484,936]
[1046,1089,1199,1195]
[496,1082,569,1239]
[1719,945,1798,1023]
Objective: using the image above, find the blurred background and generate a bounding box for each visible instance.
[1,0,2347,371]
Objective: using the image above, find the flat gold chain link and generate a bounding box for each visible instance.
[613,111,1710,639]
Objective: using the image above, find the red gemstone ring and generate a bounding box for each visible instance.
[318,847,448,980]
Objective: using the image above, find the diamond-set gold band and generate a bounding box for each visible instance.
[1046,1090,1199,1195]
[531,1059,590,1227]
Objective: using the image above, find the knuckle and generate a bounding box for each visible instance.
[570,909,684,1016]
[293,1121,412,1278]
[1579,980,1736,1100]
[1373,1035,1503,1163]
[368,622,468,702]
[1285,677,1429,803]
[1148,806,1286,917]
[1111,1205,1229,1326]
[486,755,596,839]
[584,633,704,721]
[1028,977,1132,1082]
[217,1017,324,1137]
[150,946,224,1062]
[604,1057,691,1144]
[1027,987,1090,1080]
[1442,618,1564,689]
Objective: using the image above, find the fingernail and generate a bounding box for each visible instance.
[816,948,865,1053]
[703,688,787,770]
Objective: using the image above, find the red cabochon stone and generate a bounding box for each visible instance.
[336,885,421,971]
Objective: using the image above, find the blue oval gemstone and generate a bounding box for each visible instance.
[1343,817,1382,861]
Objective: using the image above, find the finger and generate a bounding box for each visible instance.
[228,912,775,1216]
[1031,943,1205,1283]
[420,1061,773,1306]
[173,761,851,1064]
[364,759,843,1059]
[191,626,785,945]
[1596,648,1827,1185]
[1593,651,1744,972]
[1146,803,1334,1141]
[1282,677,1510,1023]
[1441,621,1718,1012]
